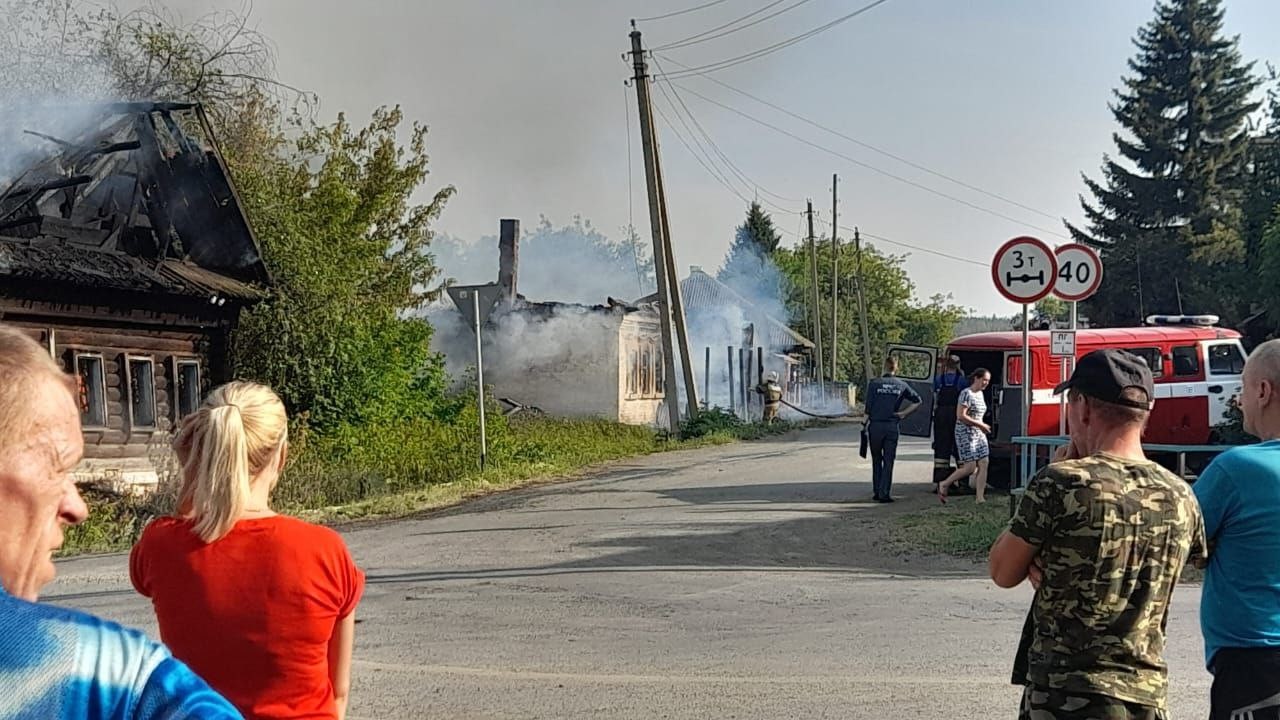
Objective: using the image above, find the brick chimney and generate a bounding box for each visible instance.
[498,218,519,306]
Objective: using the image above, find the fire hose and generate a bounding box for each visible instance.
[778,398,862,420]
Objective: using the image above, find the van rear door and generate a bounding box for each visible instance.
[886,344,937,437]
[1203,339,1246,427]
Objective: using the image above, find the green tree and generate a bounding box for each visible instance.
[231,107,455,429]
[719,202,784,304]
[1068,0,1259,326]
[773,242,965,386]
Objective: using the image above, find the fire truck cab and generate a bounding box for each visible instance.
[887,315,1248,460]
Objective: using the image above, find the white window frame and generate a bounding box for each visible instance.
[74,352,109,429]
[173,357,203,420]
[124,355,158,430]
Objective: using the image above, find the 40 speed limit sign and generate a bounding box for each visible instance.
[1052,243,1104,302]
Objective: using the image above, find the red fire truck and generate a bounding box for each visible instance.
[887,315,1248,460]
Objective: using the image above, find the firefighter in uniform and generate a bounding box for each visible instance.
[755,371,784,424]
[932,355,968,494]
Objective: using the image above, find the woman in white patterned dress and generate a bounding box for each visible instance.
[939,369,992,504]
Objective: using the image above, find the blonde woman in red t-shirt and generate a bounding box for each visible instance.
[130,381,365,720]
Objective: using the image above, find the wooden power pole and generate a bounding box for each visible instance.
[806,200,824,393]
[853,228,874,387]
[829,174,839,383]
[629,25,691,432]
[654,128,700,418]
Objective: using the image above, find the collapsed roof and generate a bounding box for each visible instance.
[0,101,269,302]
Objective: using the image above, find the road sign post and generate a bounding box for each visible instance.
[992,237,1057,441]
[446,284,504,471]
[1051,244,1104,435]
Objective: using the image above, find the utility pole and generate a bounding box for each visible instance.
[806,200,824,393]
[654,130,700,417]
[629,25,682,434]
[853,228,873,387]
[830,173,839,384]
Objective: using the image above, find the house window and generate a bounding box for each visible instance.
[1123,348,1164,378]
[75,355,107,428]
[641,347,653,396]
[1172,346,1200,377]
[176,360,202,418]
[628,349,639,397]
[126,357,157,429]
[654,348,665,397]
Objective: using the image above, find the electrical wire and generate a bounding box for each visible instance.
[853,225,987,267]
[635,0,735,23]
[673,82,1072,240]
[656,0,894,80]
[624,83,645,296]
[654,0,820,52]
[652,80,804,239]
[651,56,799,209]
[658,54,1065,223]
[651,0,789,51]
[651,89,755,207]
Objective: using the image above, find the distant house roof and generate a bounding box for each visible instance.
[637,268,814,351]
[0,101,270,303]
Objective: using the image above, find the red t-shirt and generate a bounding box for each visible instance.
[130,515,365,720]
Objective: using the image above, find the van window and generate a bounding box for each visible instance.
[1123,348,1163,378]
[1209,344,1246,376]
[1172,346,1199,377]
[1006,355,1022,387]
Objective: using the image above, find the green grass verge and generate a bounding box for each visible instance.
[887,499,1010,559]
[61,415,809,556]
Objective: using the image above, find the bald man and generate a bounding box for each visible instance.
[0,324,242,718]
[1194,339,1280,720]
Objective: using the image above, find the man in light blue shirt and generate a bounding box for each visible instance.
[0,324,241,719]
[1194,338,1280,720]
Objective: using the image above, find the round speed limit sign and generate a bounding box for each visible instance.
[1052,243,1104,302]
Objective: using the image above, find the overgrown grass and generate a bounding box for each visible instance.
[886,500,1010,559]
[62,413,808,555]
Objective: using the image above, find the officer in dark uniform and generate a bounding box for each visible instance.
[863,356,922,503]
[932,355,968,493]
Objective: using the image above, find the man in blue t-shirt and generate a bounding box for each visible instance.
[863,355,922,503]
[1194,338,1280,720]
[0,324,242,719]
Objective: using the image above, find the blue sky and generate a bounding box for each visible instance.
[160,0,1280,315]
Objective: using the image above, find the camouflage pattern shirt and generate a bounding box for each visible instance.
[1008,453,1206,709]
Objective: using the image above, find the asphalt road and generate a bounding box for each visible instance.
[48,425,1212,719]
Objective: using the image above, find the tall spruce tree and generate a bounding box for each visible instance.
[718,201,784,304]
[1068,0,1258,326]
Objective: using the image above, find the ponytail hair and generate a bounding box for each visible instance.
[970,367,991,382]
[174,381,288,542]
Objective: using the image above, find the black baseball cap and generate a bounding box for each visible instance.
[1052,349,1155,409]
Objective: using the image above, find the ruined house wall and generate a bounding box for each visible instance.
[481,311,622,421]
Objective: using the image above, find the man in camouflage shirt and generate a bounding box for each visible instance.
[988,349,1206,719]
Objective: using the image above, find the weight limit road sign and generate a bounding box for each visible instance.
[991,236,1057,304]
[1052,243,1104,302]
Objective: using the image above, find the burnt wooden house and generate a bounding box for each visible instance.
[0,102,270,486]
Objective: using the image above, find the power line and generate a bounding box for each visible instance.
[654,0,819,52]
[635,0,736,23]
[652,78,804,238]
[852,225,987,267]
[651,86,754,207]
[651,56,799,208]
[651,0,789,51]
[623,84,636,232]
[658,54,1065,223]
[657,0,894,80]
[673,83,1072,240]
[652,89,799,241]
